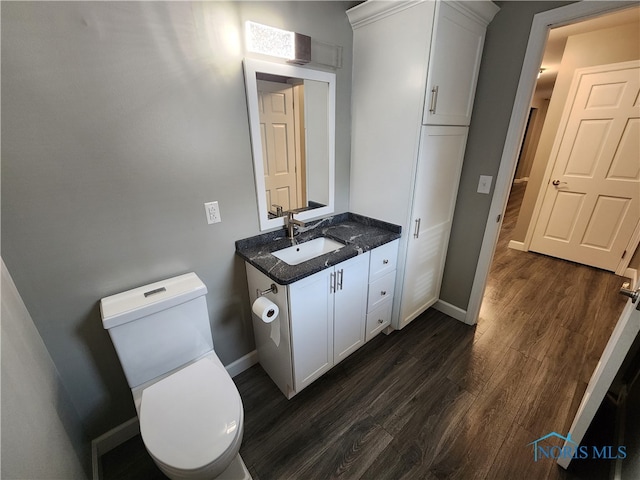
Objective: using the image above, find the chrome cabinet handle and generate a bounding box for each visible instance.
[378,318,384,324]
[383,259,389,265]
[330,272,336,293]
[381,290,387,296]
[337,269,344,291]
[429,85,439,114]
[414,218,421,239]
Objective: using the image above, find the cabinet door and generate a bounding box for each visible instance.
[289,268,334,392]
[422,2,487,126]
[399,126,468,329]
[333,253,370,364]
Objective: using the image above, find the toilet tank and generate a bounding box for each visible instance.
[100,272,214,388]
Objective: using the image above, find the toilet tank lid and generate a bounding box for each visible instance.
[100,272,208,329]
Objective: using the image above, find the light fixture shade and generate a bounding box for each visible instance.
[290,33,311,65]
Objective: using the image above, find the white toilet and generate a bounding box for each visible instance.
[100,272,251,480]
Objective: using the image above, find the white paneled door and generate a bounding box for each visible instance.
[530,61,640,272]
[258,80,299,212]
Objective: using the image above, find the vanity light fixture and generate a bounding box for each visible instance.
[245,21,311,65]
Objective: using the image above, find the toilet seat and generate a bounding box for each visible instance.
[139,356,243,472]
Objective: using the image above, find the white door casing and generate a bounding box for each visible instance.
[258,79,299,212]
[529,61,640,272]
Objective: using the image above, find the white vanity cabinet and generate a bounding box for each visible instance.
[289,252,369,392]
[246,248,383,398]
[348,0,498,330]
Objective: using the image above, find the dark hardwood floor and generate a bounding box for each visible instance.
[101,183,628,479]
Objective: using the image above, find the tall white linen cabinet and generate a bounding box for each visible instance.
[347,0,499,329]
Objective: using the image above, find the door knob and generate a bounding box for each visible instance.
[552,179,568,186]
[619,282,640,303]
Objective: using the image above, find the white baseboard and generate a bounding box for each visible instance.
[508,240,526,251]
[433,299,468,324]
[225,350,258,378]
[91,350,258,479]
[91,417,139,480]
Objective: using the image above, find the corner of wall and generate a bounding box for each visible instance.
[1,258,90,479]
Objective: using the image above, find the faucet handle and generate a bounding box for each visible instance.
[284,211,305,239]
[286,210,305,226]
[270,204,284,217]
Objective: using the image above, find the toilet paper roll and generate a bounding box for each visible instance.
[252,296,279,323]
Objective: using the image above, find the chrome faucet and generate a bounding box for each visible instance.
[284,211,305,239]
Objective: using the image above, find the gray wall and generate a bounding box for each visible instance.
[2,1,353,439]
[440,1,575,309]
[2,260,89,479]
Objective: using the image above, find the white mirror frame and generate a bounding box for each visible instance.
[243,58,336,231]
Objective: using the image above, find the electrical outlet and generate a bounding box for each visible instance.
[477,175,493,195]
[204,201,221,224]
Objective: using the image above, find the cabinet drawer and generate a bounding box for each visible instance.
[366,299,393,341]
[369,240,399,282]
[367,271,396,312]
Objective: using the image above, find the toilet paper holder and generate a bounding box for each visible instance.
[256,283,278,297]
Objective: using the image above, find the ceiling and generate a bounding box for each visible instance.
[534,5,640,100]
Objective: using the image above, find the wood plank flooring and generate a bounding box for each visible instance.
[101,183,629,479]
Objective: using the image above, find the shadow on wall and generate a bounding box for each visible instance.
[1,260,91,478]
[208,255,255,364]
[76,304,137,437]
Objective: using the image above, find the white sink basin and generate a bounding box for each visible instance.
[272,237,344,266]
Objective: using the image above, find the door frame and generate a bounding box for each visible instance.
[466,1,638,326]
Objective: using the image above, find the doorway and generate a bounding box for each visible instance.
[527,60,639,272]
[466,2,640,326]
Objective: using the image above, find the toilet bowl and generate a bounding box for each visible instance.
[100,273,251,480]
[135,354,246,479]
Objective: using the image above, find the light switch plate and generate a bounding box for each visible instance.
[477,175,493,195]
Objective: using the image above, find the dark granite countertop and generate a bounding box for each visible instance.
[235,212,401,285]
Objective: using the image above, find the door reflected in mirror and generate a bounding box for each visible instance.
[244,59,335,231]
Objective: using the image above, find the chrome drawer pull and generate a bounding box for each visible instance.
[429,85,439,114]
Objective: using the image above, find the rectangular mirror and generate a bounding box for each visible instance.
[243,58,336,231]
